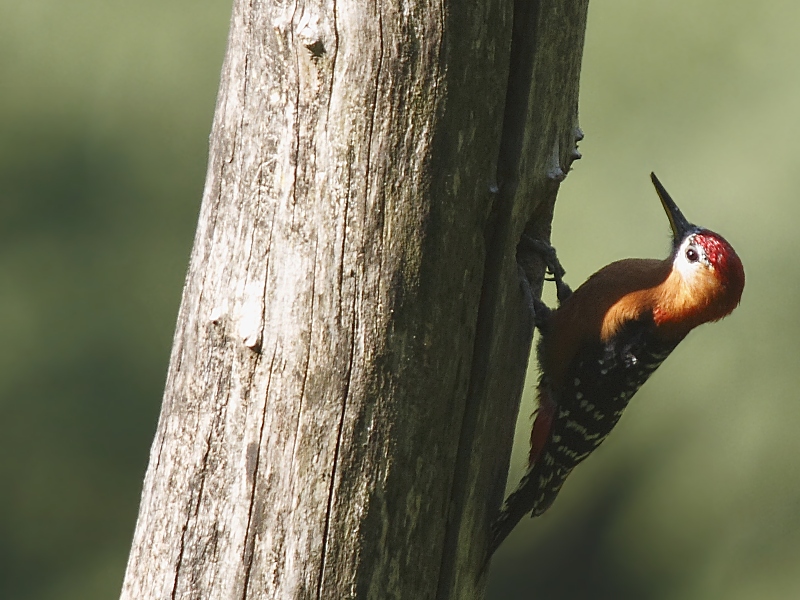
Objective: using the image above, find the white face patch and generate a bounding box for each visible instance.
[673,235,709,283]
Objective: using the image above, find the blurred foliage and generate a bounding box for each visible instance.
[0,1,231,598]
[1,0,798,599]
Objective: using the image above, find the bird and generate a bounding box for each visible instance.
[489,173,745,555]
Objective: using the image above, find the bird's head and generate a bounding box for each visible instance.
[650,172,745,324]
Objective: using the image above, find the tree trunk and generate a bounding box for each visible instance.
[120,1,588,599]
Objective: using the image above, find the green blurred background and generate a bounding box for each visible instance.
[1,1,797,598]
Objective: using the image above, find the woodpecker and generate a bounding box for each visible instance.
[490,173,745,554]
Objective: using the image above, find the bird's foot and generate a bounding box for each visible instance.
[519,235,573,303]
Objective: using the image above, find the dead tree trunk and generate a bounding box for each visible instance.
[120,1,588,599]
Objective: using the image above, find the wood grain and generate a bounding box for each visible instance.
[120,1,588,598]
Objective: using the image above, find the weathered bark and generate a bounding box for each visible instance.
[120,1,587,599]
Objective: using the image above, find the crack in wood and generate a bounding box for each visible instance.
[315,297,359,599]
[240,349,276,600]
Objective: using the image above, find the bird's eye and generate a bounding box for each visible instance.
[685,247,699,263]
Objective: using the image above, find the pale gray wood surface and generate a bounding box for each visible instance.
[120,1,588,599]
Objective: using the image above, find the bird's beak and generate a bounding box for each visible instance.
[650,172,697,246]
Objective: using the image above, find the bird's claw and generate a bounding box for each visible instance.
[517,264,551,330]
[519,235,572,303]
